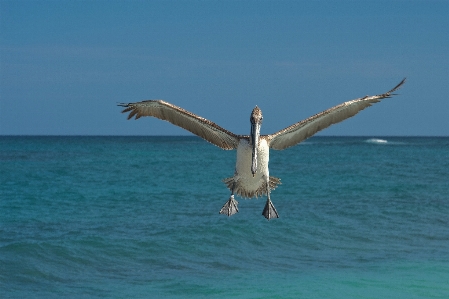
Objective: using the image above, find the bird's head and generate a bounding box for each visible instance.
[250,106,263,125]
[250,106,263,176]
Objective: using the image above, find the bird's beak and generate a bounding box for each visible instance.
[251,121,261,177]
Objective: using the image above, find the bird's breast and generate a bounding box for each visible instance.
[224,138,272,198]
[235,138,270,181]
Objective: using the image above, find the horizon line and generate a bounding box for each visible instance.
[1,135,448,138]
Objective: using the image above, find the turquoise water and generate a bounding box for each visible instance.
[1,136,448,298]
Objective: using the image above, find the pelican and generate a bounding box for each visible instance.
[119,78,405,220]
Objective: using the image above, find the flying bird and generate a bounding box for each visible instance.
[119,78,406,220]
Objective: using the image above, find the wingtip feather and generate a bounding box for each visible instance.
[387,78,406,94]
[121,107,133,113]
[127,109,138,120]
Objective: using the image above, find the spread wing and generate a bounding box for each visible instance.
[119,100,240,150]
[268,78,406,150]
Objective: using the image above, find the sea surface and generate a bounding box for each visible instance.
[1,136,448,298]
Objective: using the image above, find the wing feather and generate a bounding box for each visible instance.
[119,100,240,150]
[268,78,406,150]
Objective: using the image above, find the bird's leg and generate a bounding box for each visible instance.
[219,182,239,217]
[262,177,279,220]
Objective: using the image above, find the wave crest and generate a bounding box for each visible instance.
[366,138,388,144]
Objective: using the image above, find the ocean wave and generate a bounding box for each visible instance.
[365,138,388,144]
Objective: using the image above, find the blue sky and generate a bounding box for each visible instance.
[1,0,448,136]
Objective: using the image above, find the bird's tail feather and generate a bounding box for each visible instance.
[223,176,281,198]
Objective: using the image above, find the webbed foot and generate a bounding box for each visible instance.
[262,199,279,220]
[219,195,239,217]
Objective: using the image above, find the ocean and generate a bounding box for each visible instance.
[1,136,448,298]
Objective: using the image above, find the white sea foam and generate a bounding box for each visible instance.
[366,138,388,144]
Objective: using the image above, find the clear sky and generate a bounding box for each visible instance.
[1,0,448,136]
